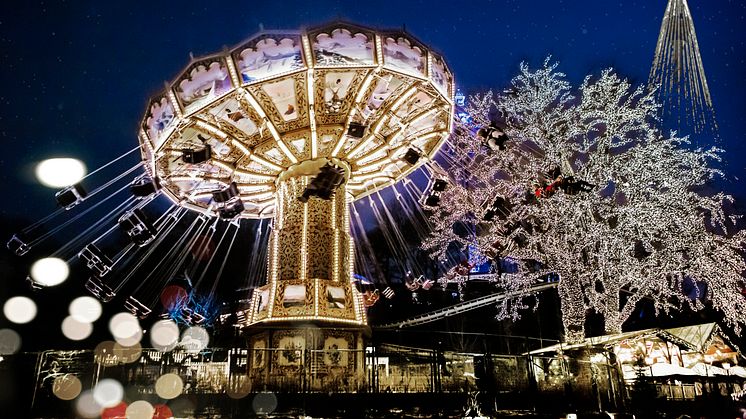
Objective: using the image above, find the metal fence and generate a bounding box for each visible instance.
[28,345,626,412]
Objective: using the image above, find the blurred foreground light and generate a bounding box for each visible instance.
[252,392,278,414]
[227,374,251,399]
[75,390,102,418]
[126,400,154,419]
[62,316,93,341]
[101,401,127,419]
[0,329,22,355]
[109,312,142,346]
[30,257,69,287]
[181,325,209,353]
[69,296,102,323]
[52,374,82,400]
[150,319,179,351]
[3,296,37,324]
[94,341,118,367]
[160,285,188,310]
[112,342,142,364]
[153,404,174,419]
[155,373,183,399]
[93,378,124,408]
[35,158,86,188]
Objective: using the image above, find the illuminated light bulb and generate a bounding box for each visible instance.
[30,257,69,287]
[3,296,37,324]
[35,158,86,188]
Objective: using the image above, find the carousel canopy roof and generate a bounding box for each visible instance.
[138,22,454,219]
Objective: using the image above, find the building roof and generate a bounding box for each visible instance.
[527,322,721,355]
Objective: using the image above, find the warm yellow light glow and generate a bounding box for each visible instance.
[275,138,299,164]
[355,71,376,103]
[391,86,418,112]
[301,197,308,280]
[346,134,377,159]
[240,191,274,201]
[211,159,235,172]
[3,296,37,324]
[92,378,124,408]
[35,158,87,188]
[314,279,320,317]
[53,375,82,401]
[234,169,276,181]
[231,139,252,156]
[167,90,182,118]
[150,319,179,351]
[30,257,69,287]
[242,91,266,118]
[225,55,241,87]
[237,182,274,192]
[248,154,284,172]
[155,373,184,400]
[69,296,102,323]
[194,120,228,139]
[375,34,383,64]
[61,316,93,341]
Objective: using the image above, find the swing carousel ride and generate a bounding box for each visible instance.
[7,22,455,384]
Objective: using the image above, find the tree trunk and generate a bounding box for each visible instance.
[559,278,586,343]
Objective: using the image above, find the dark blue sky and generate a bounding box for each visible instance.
[1,0,744,218]
[0,0,744,355]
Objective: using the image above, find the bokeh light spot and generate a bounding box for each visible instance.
[160,285,188,311]
[181,325,209,353]
[69,296,102,323]
[101,401,127,419]
[75,390,102,419]
[112,342,142,364]
[94,341,118,367]
[109,312,142,346]
[0,329,22,355]
[62,316,93,341]
[3,296,37,324]
[155,373,183,399]
[227,374,251,399]
[93,378,124,408]
[150,319,179,351]
[252,392,278,414]
[52,374,82,400]
[125,400,154,419]
[153,404,174,419]
[30,257,69,287]
[35,157,86,188]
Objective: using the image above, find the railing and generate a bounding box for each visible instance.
[375,282,559,329]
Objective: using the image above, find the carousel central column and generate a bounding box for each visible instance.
[245,159,367,392]
[265,163,365,323]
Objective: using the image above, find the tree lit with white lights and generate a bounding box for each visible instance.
[424,60,746,342]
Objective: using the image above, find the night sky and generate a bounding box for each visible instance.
[1,1,745,349]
